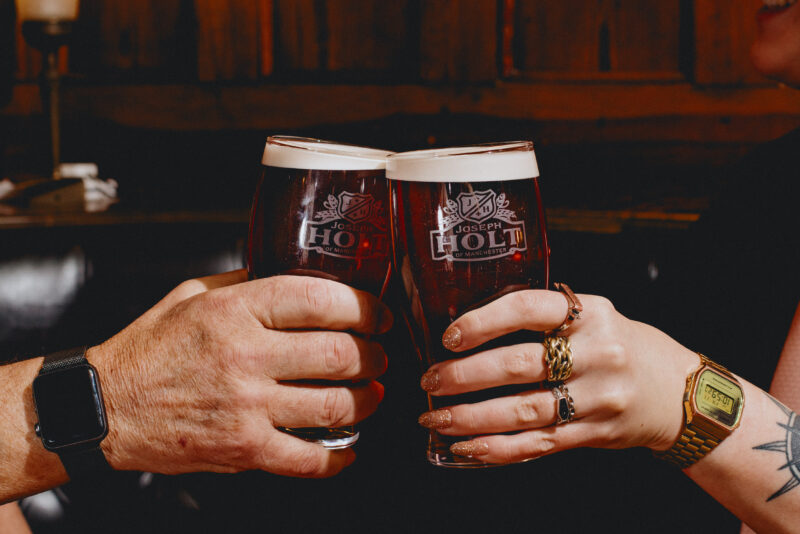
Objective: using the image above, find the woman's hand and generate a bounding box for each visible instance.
[417,288,699,464]
[91,270,391,478]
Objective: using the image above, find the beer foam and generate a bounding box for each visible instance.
[386,141,539,182]
[263,136,393,170]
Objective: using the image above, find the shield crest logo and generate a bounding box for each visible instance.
[457,190,497,223]
[337,192,373,223]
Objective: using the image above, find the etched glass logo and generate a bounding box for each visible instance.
[430,190,527,262]
[300,191,387,259]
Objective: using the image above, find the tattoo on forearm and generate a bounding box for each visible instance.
[753,395,800,501]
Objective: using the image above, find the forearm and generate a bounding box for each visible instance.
[0,357,68,502]
[686,380,799,534]
[0,502,32,534]
[770,301,800,411]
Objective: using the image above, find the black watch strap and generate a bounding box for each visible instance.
[40,346,113,480]
[41,346,91,372]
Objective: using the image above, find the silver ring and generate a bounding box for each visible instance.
[550,382,575,424]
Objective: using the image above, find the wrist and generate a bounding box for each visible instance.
[0,357,67,500]
[85,343,125,471]
[654,354,745,468]
[650,350,702,451]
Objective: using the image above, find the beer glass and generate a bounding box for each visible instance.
[387,141,549,467]
[247,135,393,449]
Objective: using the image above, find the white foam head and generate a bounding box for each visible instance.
[262,136,393,171]
[386,141,539,182]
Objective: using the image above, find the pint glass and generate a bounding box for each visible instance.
[247,136,393,449]
[387,141,549,467]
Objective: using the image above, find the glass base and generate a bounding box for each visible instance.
[279,426,359,450]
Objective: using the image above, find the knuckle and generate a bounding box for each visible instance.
[323,335,357,376]
[604,341,629,371]
[456,307,487,339]
[602,387,629,416]
[516,290,543,316]
[171,278,208,301]
[514,395,542,426]
[503,348,536,379]
[449,361,469,389]
[320,388,351,428]
[290,448,327,478]
[511,434,556,462]
[589,295,617,319]
[530,434,557,456]
[301,277,335,316]
[594,422,619,444]
[451,405,477,433]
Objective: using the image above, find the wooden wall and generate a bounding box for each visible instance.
[4,1,797,132]
[2,0,799,212]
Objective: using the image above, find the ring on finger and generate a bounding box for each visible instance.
[545,282,583,335]
[543,335,573,382]
[550,382,576,424]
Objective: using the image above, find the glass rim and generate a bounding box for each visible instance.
[386,141,533,162]
[385,141,539,183]
[266,135,394,162]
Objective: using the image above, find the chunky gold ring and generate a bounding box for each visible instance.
[543,335,573,382]
[550,382,576,424]
[546,282,583,335]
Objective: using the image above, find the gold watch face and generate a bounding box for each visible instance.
[694,368,743,428]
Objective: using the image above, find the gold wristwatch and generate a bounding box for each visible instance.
[654,354,744,469]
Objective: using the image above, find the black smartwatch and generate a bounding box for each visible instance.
[32,346,112,480]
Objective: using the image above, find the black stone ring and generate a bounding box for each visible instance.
[550,382,576,424]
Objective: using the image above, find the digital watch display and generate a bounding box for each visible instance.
[654,354,744,469]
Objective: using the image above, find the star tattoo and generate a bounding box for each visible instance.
[753,395,800,501]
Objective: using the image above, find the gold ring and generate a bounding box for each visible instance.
[543,335,573,382]
[545,283,583,335]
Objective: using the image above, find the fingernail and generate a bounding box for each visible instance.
[418,409,452,429]
[450,441,489,457]
[420,369,440,392]
[442,326,462,350]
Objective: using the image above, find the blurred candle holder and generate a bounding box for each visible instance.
[16,0,80,180]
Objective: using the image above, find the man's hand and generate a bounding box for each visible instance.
[91,270,391,478]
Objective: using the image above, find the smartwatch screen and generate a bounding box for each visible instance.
[33,366,107,449]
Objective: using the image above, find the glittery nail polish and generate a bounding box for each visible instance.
[420,369,440,392]
[442,326,462,350]
[418,409,452,429]
[450,441,489,457]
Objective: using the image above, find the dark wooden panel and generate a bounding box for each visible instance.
[609,0,681,72]
[71,0,187,78]
[514,0,682,76]
[514,0,601,73]
[274,0,322,72]
[259,0,274,76]
[195,0,270,81]
[326,0,410,74]
[420,0,497,82]
[7,82,800,140]
[694,0,766,85]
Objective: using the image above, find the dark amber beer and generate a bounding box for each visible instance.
[248,136,393,448]
[388,142,549,467]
